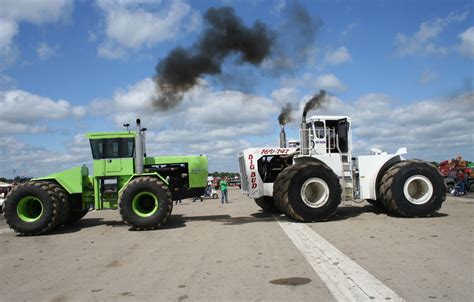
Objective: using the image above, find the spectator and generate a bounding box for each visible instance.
[220,177,229,204]
[455,170,466,194]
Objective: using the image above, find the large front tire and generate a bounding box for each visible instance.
[253,196,280,213]
[119,177,172,230]
[273,163,342,222]
[379,160,446,217]
[3,182,64,235]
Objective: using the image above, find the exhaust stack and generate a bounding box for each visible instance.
[280,125,287,148]
[135,119,144,174]
[300,117,309,155]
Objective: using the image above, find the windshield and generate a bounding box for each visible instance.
[89,138,135,159]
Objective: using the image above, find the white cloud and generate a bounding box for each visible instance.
[314,74,347,92]
[325,46,351,64]
[0,134,91,178]
[0,18,17,49]
[35,42,57,60]
[96,0,199,59]
[419,69,439,85]
[97,41,126,60]
[0,18,19,69]
[0,0,72,67]
[0,0,72,24]
[458,27,474,58]
[395,10,469,56]
[88,77,278,171]
[271,87,299,106]
[311,92,474,161]
[0,89,85,134]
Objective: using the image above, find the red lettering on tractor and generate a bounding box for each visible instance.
[248,153,257,189]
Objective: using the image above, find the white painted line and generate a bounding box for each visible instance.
[276,217,404,302]
[0,228,12,235]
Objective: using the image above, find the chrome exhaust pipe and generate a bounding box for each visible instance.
[135,118,144,174]
[279,125,287,148]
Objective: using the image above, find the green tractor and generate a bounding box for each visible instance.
[3,119,208,235]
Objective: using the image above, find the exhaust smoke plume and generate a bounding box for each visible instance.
[154,6,274,110]
[268,1,322,72]
[303,90,327,120]
[278,103,293,125]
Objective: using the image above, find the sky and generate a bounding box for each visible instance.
[0,0,473,178]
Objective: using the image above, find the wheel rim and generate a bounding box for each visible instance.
[300,178,330,208]
[17,196,43,222]
[403,175,433,205]
[132,192,158,217]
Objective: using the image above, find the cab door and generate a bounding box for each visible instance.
[104,140,122,173]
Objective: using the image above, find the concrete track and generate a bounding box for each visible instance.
[0,188,472,301]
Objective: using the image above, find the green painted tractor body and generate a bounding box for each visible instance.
[3,119,208,235]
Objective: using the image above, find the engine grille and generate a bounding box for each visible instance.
[238,155,249,192]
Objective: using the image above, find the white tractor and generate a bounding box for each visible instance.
[238,114,446,221]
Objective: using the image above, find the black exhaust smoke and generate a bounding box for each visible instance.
[154,6,274,110]
[278,103,293,126]
[300,90,327,155]
[302,90,327,122]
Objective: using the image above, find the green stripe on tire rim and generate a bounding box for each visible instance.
[132,191,159,217]
[17,196,43,222]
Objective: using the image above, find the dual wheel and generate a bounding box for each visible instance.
[272,162,341,221]
[3,177,173,235]
[254,162,341,220]
[377,160,445,217]
[3,181,87,235]
[269,160,445,222]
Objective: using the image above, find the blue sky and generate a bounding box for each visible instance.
[0,0,473,178]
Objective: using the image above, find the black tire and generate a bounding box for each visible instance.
[468,182,474,193]
[253,196,281,213]
[45,182,71,226]
[65,194,88,224]
[379,160,446,217]
[3,181,64,235]
[212,193,218,199]
[119,176,172,230]
[366,199,384,209]
[68,209,89,223]
[273,163,342,222]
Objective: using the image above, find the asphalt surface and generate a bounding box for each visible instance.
[0,188,472,301]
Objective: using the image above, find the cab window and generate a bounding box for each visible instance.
[90,138,135,159]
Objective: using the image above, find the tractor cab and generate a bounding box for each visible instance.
[86,132,137,177]
[301,115,351,156]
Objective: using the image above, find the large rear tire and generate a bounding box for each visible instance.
[66,194,88,224]
[366,199,384,209]
[119,176,172,230]
[379,160,446,217]
[3,181,64,235]
[68,209,89,223]
[253,196,280,213]
[273,163,342,222]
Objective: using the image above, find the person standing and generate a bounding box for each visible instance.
[220,177,228,204]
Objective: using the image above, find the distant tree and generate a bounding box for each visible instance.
[209,172,240,179]
[13,176,31,183]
